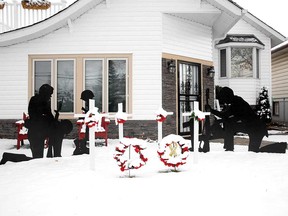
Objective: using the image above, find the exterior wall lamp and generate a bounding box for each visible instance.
[207,66,215,78]
[167,59,176,73]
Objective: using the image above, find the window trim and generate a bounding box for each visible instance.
[28,54,133,119]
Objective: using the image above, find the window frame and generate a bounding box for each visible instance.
[28,54,133,119]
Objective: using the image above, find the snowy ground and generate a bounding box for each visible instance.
[0,130,288,216]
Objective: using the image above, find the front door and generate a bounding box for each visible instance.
[178,61,201,135]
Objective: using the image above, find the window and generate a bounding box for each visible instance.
[108,59,127,112]
[56,60,75,112]
[217,35,264,79]
[220,49,226,77]
[84,58,128,112]
[231,47,253,78]
[29,54,132,118]
[273,101,279,116]
[34,60,52,93]
[84,59,103,111]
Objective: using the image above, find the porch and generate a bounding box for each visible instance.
[0,0,67,33]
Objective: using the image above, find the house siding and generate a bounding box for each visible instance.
[162,14,213,61]
[271,46,288,124]
[272,50,288,98]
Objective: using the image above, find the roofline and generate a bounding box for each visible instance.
[214,0,286,47]
[0,0,286,47]
[272,41,288,53]
[0,0,105,47]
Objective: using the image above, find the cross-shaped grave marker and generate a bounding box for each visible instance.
[182,101,210,164]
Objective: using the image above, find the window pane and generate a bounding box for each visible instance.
[57,60,74,112]
[220,49,226,77]
[85,60,103,111]
[256,49,260,78]
[34,61,51,94]
[108,59,126,112]
[179,63,199,95]
[231,47,253,78]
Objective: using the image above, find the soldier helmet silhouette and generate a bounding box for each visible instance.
[80,90,94,102]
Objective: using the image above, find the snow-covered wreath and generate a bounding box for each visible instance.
[114,138,148,172]
[157,134,189,168]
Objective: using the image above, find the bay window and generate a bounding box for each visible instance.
[217,35,264,79]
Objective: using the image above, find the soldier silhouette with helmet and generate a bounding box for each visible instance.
[206,87,268,152]
[27,84,56,158]
[0,84,73,164]
[73,90,95,155]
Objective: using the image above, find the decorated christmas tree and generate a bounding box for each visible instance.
[256,87,272,124]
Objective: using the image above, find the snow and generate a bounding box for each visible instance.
[0,131,288,216]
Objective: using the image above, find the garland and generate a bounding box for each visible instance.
[115,110,127,125]
[84,107,102,128]
[156,107,168,122]
[191,110,206,121]
[156,114,166,122]
[0,1,5,10]
[114,138,148,172]
[21,0,51,10]
[157,134,189,168]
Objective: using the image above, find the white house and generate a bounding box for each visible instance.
[0,0,285,139]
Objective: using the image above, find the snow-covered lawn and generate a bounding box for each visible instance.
[0,131,287,216]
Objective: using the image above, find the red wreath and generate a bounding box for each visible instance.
[113,138,148,172]
[117,118,127,124]
[157,134,189,168]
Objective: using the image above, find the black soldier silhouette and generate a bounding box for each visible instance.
[0,84,72,165]
[73,90,94,155]
[206,87,268,152]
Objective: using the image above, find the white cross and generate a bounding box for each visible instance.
[182,101,210,164]
[74,99,107,170]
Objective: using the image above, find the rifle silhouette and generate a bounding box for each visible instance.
[54,98,63,121]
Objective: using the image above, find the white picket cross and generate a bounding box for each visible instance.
[74,99,108,171]
[182,101,210,164]
[88,99,96,170]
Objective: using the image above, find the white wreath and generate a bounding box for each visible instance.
[113,138,148,172]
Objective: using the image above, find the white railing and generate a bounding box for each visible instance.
[0,0,67,33]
